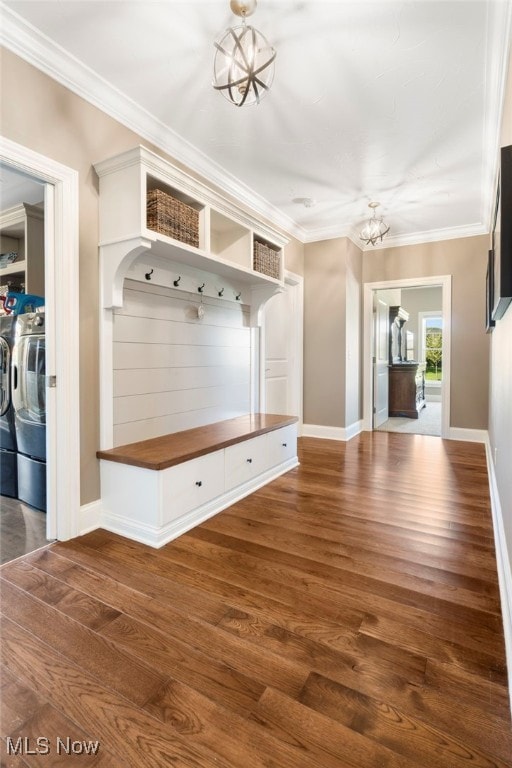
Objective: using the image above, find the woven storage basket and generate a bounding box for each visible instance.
[253,240,280,279]
[147,188,199,248]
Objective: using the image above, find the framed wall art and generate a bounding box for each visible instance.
[492,145,512,321]
[486,249,495,332]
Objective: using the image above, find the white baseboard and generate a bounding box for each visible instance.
[448,427,487,443]
[78,499,102,535]
[302,421,363,441]
[484,436,512,717]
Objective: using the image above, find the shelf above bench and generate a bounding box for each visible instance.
[94,145,288,309]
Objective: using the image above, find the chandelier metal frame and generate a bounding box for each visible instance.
[213,0,276,107]
[359,202,390,246]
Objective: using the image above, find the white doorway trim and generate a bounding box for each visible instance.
[363,275,452,439]
[0,136,80,541]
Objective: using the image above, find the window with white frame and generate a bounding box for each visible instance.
[419,312,443,385]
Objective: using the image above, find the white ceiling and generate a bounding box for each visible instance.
[1,1,511,248]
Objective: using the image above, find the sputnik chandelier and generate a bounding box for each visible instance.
[359,202,390,246]
[213,0,276,107]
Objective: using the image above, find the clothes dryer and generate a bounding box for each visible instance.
[0,314,18,497]
[12,310,46,511]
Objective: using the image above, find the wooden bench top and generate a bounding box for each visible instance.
[97,413,298,471]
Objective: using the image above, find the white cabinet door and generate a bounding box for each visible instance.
[266,424,297,467]
[161,449,224,524]
[224,434,269,490]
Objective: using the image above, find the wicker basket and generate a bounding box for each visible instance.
[253,240,280,279]
[147,188,199,248]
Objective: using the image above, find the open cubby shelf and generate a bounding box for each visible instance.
[94,146,287,308]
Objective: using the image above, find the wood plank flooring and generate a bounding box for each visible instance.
[1,432,511,767]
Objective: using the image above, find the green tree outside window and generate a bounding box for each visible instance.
[425,321,442,381]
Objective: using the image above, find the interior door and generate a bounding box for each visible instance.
[264,282,301,418]
[373,296,389,428]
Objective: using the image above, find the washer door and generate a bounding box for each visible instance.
[13,334,46,425]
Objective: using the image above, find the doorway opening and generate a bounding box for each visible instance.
[0,166,48,563]
[363,275,452,439]
[0,136,80,561]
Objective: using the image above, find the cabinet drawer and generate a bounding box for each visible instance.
[266,424,297,466]
[161,449,224,524]
[224,434,269,490]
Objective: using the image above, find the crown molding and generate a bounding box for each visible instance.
[300,219,488,251]
[360,222,488,251]
[0,4,304,242]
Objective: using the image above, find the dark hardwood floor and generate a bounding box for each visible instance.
[1,432,511,767]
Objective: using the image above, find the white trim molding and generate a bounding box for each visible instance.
[485,436,512,717]
[302,421,363,441]
[79,500,102,536]
[0,136,80,542]
[448,428,487,443]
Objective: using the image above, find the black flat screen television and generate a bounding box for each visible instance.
[492,144,512,321]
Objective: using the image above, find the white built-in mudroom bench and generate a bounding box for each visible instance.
[97,414,298,547]
[94,145,299,547]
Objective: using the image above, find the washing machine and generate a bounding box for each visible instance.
[0,315,18,497]
[12,310,46,511]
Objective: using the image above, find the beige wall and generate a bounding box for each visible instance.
[303,237,363,429]
[304,233,489,432]
[0,48,303,504]
[363,236,490,429]
[345,238,363,426]
[284,236,304,276]
[489,47,512,576]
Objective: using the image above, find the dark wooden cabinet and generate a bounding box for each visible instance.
[388,362,426,418]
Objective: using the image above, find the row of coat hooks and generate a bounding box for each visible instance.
[144,269,242,301]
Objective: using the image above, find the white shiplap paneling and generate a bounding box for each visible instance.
[112,280,251,445]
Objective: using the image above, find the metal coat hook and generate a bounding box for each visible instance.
[198,283,205,293]
[218,287,225,297]
[145,268,154,281]
[235,292,241,301]
[173,276,181,287]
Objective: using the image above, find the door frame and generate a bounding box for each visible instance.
[0,136,80,541]
[363,275,452,438]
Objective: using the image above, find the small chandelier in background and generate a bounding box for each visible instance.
[213,0,276,107]
[359,202,390,246]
